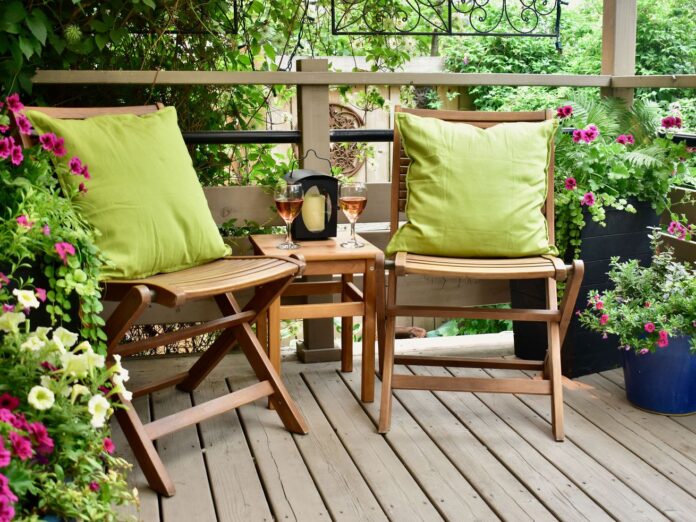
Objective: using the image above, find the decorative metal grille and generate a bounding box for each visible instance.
[329,104,366,177]
[331,0,565,46]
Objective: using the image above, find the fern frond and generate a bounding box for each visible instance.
[624,149,664,169]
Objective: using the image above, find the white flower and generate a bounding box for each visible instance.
[12,289,40,309]
[70,384,90,403]
[45,338,66,355]
[40,375,52,388]
[111,354,124,373]
[27,385,55,411]
[60,352,90,378]
[34,327,51,341]
[85,348,105,370]
[88,394,111,428]
[112,373,133,401]
[21,335,45,352]
[0,311,26,333]
[53,327,78,348]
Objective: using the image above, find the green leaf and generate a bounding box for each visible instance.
[94,33,109,50]
[2,1,26,24]
[26,11,48,45]
[18,35,33,58]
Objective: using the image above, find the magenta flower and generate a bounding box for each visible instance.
[68,156,83,174]
[0,410,14,425]
[52,137,66,157]
[644,322,656,333]
[42,224,50,236]
[5,93,23,113]
[16,215,33,229]
[39,132,57,151]
[1,305,13,313]
[80,164,91,179]
[0,126,7,135]
[572,129,585,143]
[662,116,682,129]
[9,412,28,431]
[103,437,116,454]
[626,134,635,144]
[28,422,54,455]
[581,192,596,206]
[644,301,651,308]
[564,177,577,190]
[599,314,609,325]
[667,220,687,240]
[0,273,8,288]
[10,145,23,166]
[54,242,76,264]
[583,124,599,142]
[615,134,634,145]
[595,300,604,310]
[9,432,32,461]
[40,361,58,372]
[657,330,669,348]
[0,138,11,159]
[639,348,650,355]
[78,182,88,194]
[15,114,32,135]
[0,438,10,468]
[556,105,573,119]
[89,481,101,492]
[0,395,18,412]
[35,288,47,302]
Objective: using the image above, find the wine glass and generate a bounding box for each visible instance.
[339,182,367,248]
[274,183,303,250]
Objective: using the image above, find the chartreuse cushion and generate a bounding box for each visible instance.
[386,112,558,258]
[28,107,229,280]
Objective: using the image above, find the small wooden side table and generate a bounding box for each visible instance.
[250,233,383,402]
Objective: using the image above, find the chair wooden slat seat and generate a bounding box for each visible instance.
[399,253,562,280]
[378,107,585,442]
[103,256,300,307]
[19,105,310,498]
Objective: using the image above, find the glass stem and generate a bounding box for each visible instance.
[286,222,292,245]
[350,220,356,243]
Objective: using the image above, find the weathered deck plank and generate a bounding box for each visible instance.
[489,368,696,521]
[413,365,612,521]
[303,370,444,521]
[339,368,500,521]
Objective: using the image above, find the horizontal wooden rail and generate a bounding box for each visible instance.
[391,374,552,394]
[33,70,611,87]
[612,75,696,88]
[395,355,544,370]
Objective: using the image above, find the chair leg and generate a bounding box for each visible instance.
[548,321,565,441]
[378,315,397,434]
[115,395,175,497]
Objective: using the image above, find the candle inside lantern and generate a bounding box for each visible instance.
[302,186,326,232]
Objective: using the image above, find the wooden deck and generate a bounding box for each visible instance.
[114,350,696,522]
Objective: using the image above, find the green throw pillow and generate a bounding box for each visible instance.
[386,112,558,258]
[28,107,230,280]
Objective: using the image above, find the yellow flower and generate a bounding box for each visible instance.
[12,289,40,309]
[60,352,90,378]
[0,311,26,333]
[70,384,91,403]
[28,385,55,411]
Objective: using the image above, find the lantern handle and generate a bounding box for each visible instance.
[288,148,333,178]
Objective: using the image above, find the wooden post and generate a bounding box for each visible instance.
[295,58,340,363]
[601,0,637,102]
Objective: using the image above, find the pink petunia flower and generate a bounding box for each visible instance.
[599,314,609,325]
[572,129,585,143]
[595,300,604,310]
[16,215,33,229]
[0,438,10,468]
[615,134,634,145]
[657,330,669,348]
[10,145,23,166]
[639,348,650,355]
[583,124,599,143]
[0,138,11,159]
[15,114,32,135]
[5,93,23,113]
[0,410,15,425]
[626,134,635,144]
[667,220,687,240]
[564,177,577,190]
[68,156,83,174]
[0,395,18,412]
[0,125,8,134]
[581,192,596,206]
[1,305,13,313]
[661,116,682,129]
[28,422,54,455]
[35,288,47,302]
[9,412,28,431]
[42,224,50,236]
[89,481,101,492]
[54,242,76,265]
[52,137,66,157]
[8,432,32,461]
[40,361,58,372]
[644,322,655,333]
[103,437,116,454]
[39,133,57,151]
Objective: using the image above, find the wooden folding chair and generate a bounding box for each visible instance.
[20,106,309,496]
[379,107,584,441]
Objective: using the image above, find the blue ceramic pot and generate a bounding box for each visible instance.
[623,335,696,414]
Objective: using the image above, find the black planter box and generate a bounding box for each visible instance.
[511,200,660,377]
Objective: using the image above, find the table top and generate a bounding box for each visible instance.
[250,233,382,261]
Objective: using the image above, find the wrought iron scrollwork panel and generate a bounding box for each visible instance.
[331,0,564,42]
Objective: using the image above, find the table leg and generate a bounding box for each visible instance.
[341,274,354,372]
[361,260,376,402]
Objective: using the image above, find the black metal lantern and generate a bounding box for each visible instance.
[285,169,338,240]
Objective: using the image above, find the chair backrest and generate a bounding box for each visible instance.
[17,104,163,148]
[390,106,556,246]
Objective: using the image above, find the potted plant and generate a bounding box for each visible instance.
[512,96,696,376]
[0,93,137,519]
[578,233,696,415]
